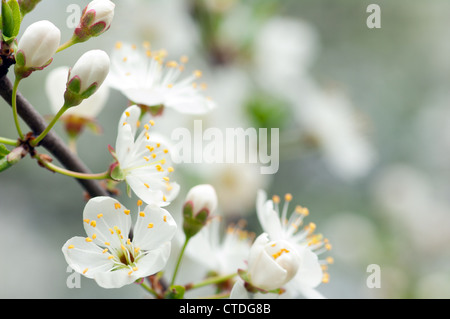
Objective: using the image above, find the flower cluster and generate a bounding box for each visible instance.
[0,0,335,300]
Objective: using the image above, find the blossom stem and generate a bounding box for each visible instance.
[56,37,77,53]
[170,237,190,286]
[0,137,19,146]
[31,104,69,146]
[187,273,237,291]
[12,78,24,140]
[36,154,109,180]
[139,281,159,298]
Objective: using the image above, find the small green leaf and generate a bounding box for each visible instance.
[0,144,11,158]
[110,163,125,181]
[2,0,15,38]
[8,0,22,37]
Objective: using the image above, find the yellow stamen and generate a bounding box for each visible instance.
[68,245,74,249]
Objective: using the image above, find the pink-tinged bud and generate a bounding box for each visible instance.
[14,20,61,78]
[185,184,218,216]
[183,184,218,239]
[64,50,110,107]
[73,0,115,42]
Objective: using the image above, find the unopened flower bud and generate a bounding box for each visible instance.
[64,50,110,107]
[183,184,218,238]
[245,233,300,291]
[14,20,61,78]
[73,0,115,43]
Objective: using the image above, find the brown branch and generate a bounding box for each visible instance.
[0,75,109,198]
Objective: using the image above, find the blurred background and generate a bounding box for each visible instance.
[1,0,450,298]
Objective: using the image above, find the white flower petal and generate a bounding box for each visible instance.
[133,242,172,278]
[93,267,136,289]
[62,236,114,279]
[132,204,177,251]
[82,196,132,249]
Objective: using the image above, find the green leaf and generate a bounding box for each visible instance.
[2,0,21,43]
[0,144,10,158]
[2,0,15,38]
[8,0,22,36]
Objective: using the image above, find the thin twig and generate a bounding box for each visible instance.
[0,75,109,198]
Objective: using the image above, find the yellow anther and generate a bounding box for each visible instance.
[83,219,90,224]
[124,209,130,215]
[108,255,114,260]
[105,242,110,246]
[122,121,128,126]
[85,237,92,242]
[142,41,151,49]
[325,243,332,251]
[134,247,140,253]
[285,193,293,202]
[180,55,189,64]
[137,200,143,206]
[121,244,126,251]
[149,120,155,126]
[272,248,290,260]
[143,156,150,162]
[166,60,178,68]
[163,215,167,222]
[92,234,97,239]
[145,132,150,140]
[167,84,173,88]
[126,238,131,245]
[156,143,161,148]
[168,167,174,173]
[163,196,167,202]
[114,226,121,234]
[68,245,74,249]
[163,149,169,154]
[132,267,138,271]
[152,153,157,159]
[200,83,207,90]
[144,124,150,131]
[128,271,133,276]
[114,203,121,209]
[102,248,108,254]
[148,223,154,229]
[136,120,141,128]
[194,70,202,78]
[83,268,88,274]
[163,177,170,182]
[144,183,150,189]
[146,50,152,57]
[139,211,146,217]
[115,41,122,49]
[97,213,103,219]
[146,145,155,152]
[125,111,130,117]
[322,273,330,284]
[272,195,280,204]
[160,158,166,165]
[109,228,114,235]
[131,44,137,50]
[90,220,96,227]
[192,82,198,89]
[326,256,334,264]
[123,57,128,62]
[166,185,173,191]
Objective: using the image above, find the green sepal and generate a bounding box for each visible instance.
[80,82,98,99]
[67,76,81,94]
[109,163,125,181]
[182,202,209,239]
[14,49,25,67]
[164,285,185,299]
